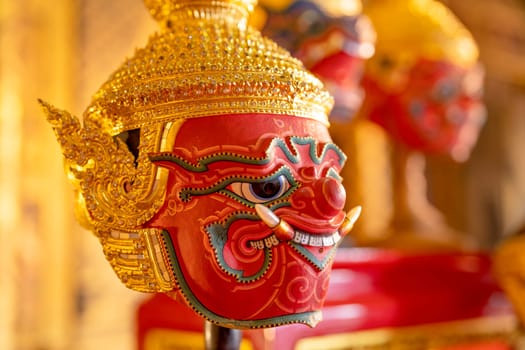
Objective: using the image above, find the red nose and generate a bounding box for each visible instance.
[293,177,346,219]
[315,177,346,217]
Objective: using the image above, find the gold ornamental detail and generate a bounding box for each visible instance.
[40,100,174,230]
[143,0,257,24]
[85,24,333,136]
[100,228,175,292]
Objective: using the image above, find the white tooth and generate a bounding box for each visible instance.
[310,236,323,247]
[264,237,274,248]
[290,230,344,247]
[250,236,282,250]
[300,233,310,245]
[323,235,334,246]
[255,204,280,228]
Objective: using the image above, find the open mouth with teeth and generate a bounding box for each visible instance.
[250,204,361,269]
[249,230,342,250]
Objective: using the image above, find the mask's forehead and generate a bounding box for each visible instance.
[173,114,333,152]
[398,59,484,109]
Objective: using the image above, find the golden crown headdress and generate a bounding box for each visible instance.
[40,0,333,293]
[363,0,479,86]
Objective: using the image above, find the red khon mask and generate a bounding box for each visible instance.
[364,59,486,161]
[148,114,351,327]
[41,0,360,329]
[362,0,486,161]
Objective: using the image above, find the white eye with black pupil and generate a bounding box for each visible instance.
[230,175,290,203]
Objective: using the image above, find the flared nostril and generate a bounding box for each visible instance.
[314,177,346,217]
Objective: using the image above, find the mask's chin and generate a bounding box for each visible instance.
[162,229,325,329]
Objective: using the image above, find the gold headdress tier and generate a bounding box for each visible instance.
[144,0,257,24]
[85,0,333,136]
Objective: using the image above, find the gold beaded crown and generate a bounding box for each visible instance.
[86,0,333,136]
[41,0,334,294]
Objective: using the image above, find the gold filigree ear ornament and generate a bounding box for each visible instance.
[39,99,176,293]
[38,99,166,230]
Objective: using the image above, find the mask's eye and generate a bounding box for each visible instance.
[229,175,291,204]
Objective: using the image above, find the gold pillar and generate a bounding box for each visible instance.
[0,3,23,348]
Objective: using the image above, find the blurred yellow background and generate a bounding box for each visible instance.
[2,0,525,349]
